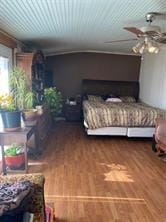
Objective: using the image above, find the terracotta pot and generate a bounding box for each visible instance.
[5,153,25,170]
[22,109,37,121]
[22,109,37,126]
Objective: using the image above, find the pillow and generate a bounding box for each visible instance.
[105,98,122,102]
[102,94,118,100]
[87,95,103,102]
[120,96,136,103]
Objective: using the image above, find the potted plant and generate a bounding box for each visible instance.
[0,94,21,131]
[10,67,37,126]
[44,87,63,120]
[22,91,38,126]
[4,143,25,170]
[9,67,28,110]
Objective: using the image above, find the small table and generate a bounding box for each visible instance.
[65,104,81,121]
[0,126,36,175]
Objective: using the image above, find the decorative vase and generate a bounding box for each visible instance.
[1,110,21,131]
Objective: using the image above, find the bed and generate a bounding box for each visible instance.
[82,79,166,137]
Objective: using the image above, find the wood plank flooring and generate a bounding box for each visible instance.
[29,121,166,222]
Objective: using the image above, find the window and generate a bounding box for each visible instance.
[0,56,10,93]
[0,44,13,94]
[0,44,13,131]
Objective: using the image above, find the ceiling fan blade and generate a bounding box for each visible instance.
[155,38,166,44]
[159,39,166,44]
[145,30,159,35]
[161,32,166,36]
[105,38,137,43]
[124,27,144,35]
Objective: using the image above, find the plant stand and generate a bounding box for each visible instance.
[0,126,36,175]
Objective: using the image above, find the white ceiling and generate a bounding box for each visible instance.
[0,0,166,55]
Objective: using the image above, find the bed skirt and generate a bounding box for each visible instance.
[84,121,155,137]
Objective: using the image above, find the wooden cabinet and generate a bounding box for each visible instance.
[16,53,33,86]
[27,105,52,156]
[36,106,52,152]
[16,50,45,104]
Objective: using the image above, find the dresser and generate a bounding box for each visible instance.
[27,105,52,157]
[36,106,52,152]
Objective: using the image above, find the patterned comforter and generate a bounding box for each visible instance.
[83,100,166,129]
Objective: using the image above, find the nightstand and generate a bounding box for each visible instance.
[65,104,81,121]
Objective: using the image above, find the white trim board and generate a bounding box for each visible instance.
[45,50,141,57]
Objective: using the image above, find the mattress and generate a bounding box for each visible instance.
[83,100,166,129]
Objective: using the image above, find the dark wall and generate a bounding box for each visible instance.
[46,52,141,98]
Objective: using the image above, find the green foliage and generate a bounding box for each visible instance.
[24,91,34,109]
[9,67,34,110]
[44,87,63,118]
[6,103,15,112]
[10,67,27,110]
[5,143,23,156]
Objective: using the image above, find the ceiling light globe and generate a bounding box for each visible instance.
[148,45,159,53]
[139,45,145,54]
[132,46,139,53]
[154,48,159,53]
[148,46,157,53]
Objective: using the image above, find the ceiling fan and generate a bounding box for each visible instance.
[105,12,166,53]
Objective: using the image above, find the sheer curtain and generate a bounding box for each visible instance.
[0,44,13,159]
[0,56,9,94]
[0,44,12,94]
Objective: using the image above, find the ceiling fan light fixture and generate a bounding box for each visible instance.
[132,39,159,54]
[124,12,165,55]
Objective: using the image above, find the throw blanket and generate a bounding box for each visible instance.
[83,100,166,129]
[0,180,32,216]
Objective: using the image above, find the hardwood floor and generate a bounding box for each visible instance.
[29,121,166,222]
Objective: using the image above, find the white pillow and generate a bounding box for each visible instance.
[106,98,122,102]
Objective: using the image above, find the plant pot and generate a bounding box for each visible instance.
[1,110,21,131]
[22,109,38,126]
[36,105,43,115]
[5,153,25,170]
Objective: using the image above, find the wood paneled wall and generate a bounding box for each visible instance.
[46,52,141,98]
[0,31,17,48]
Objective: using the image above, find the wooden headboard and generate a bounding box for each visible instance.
[82,79,139,100]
